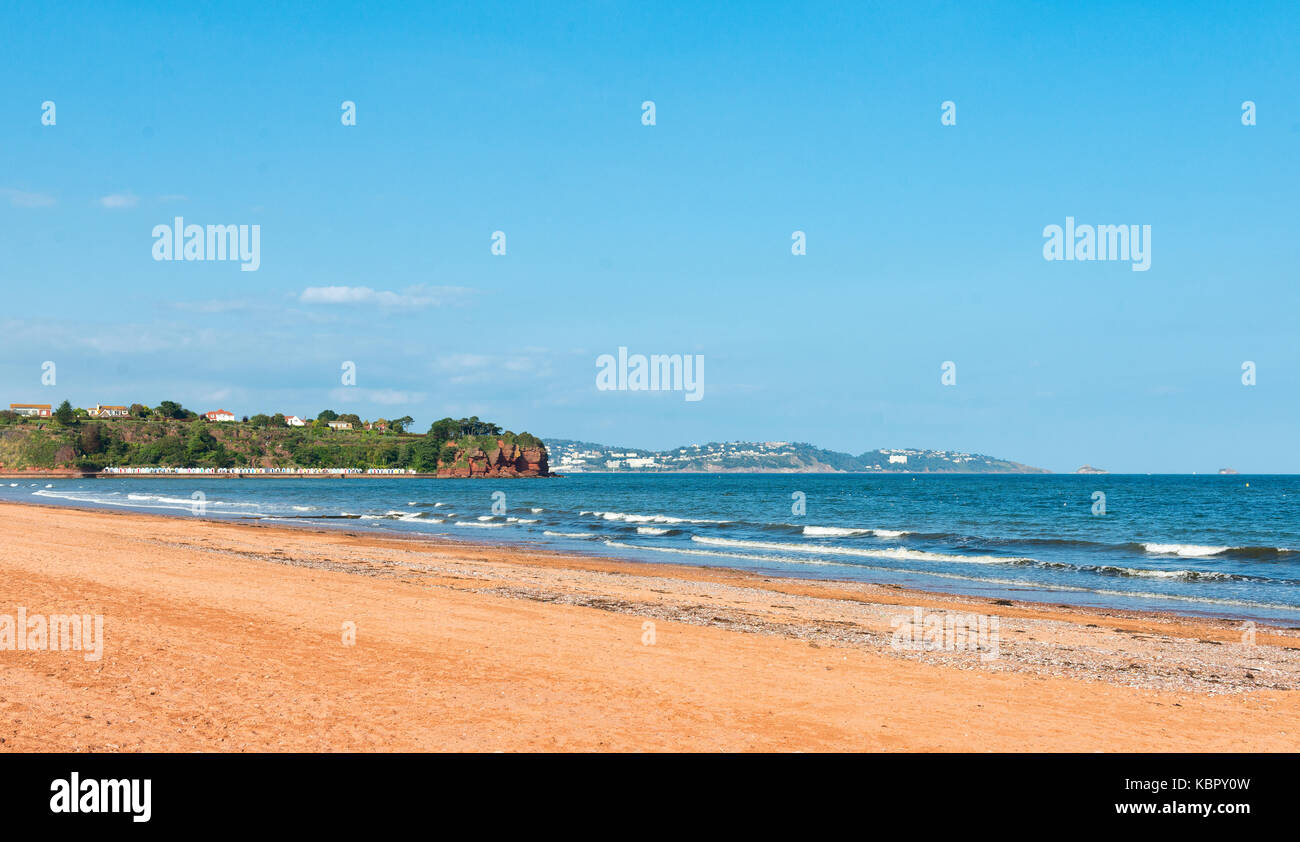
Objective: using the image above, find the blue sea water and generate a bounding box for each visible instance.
[5,473,1299,624]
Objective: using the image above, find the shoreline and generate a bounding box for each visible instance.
[9,497,1288,635]
[2,499,1299,751]
[9,487,1297,627]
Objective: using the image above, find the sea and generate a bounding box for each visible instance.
[5,473,1299,624]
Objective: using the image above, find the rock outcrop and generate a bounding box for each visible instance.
[437,439,549,478]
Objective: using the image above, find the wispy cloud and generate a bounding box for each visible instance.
[299,284,474,309]
[98,193,140,209]
[432,351,553,384]
[2,188,56,208]
[171,298,256,314]
[328,387,426,405]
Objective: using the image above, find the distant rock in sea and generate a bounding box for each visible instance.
[1219,468,1239,475]
[1075,465,1107,474]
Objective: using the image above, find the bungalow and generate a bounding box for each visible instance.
[365,420,388,432]
[9,404,51,418]
[204,409,237,422]
[284,415,307,427]
[327,420,353,431]
[88,404,130,419]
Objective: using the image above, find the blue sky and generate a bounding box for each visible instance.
[1,1,1297,472]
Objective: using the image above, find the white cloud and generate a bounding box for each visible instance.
[98,193,140,209]
[2,188,56,208]
[299,284,473,309]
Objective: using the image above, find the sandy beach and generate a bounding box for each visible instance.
[1,500,1298,752]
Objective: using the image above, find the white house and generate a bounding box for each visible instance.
[204,409,236,422]
[88,404,131,419]
[327,420,353,431]
[284,415,307,427]
[888,454,908,464]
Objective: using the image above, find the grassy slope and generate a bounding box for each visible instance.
[0,420,543,472]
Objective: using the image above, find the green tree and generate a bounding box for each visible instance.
[317,409,339,422]
[156,401,187,420]
[53,400,76,426]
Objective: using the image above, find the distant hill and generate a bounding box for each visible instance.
[544,439,1047,474]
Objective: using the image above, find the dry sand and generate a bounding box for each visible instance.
[1,501,1298,752]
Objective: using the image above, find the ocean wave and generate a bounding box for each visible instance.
[123,492,263,508]
[636,526,671,536]
[690,535,1035,565]
[603,540,845,568]
[454,521,504,528]
[1088,565,1245,582]
[359,510,432,522]
[543,530,601,540]
[610,540,1296,610]
[802,525,870,537]
[1132,542,1296,561]
[1140,543,1230,558]
[581,510,729,525]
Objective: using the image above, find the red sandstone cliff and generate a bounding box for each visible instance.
[437,439,549,478]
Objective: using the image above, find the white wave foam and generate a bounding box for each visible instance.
[802,525,911,538]
[454,521,504,528]
[124,492,261,508]
[611,541,1285,610]
[803,525,869,537]
[581,510,728,525]
[691,535,1034,565]
[1095,565,1237,582]
[603,540,843,568]
[636,526,670,535]
[1141,543,1228,558]
[544,531,598,539]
